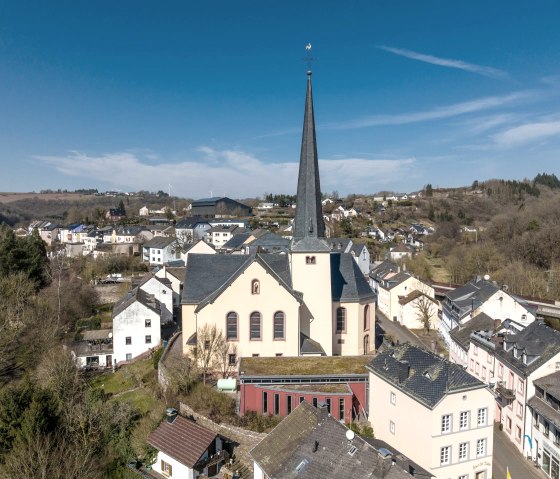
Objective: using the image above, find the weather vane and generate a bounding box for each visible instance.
[304,43,316,73]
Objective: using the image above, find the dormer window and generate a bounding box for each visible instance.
[251,279,260,295]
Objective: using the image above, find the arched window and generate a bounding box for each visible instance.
[336,307,346,333]
[251,279,260,295]
[250,312,261,340]
[364,334,370,354]
[273,311,285,340]
[226,312,238,340]
[364,305,370,331]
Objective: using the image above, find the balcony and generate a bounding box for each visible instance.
[495,384,516,402]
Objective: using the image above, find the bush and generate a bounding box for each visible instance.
[238,411,280,433]
[152,347,164,369]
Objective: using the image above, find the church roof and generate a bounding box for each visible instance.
[292,71,326,248]
[330,253,376,303]
[182,252,302,312]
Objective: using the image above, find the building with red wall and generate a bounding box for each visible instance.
[238,356,370,422]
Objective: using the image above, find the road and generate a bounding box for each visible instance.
[493,423,546,479]
[375,310,424,349]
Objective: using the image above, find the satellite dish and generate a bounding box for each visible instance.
[346,430,355,441]
[483,274,490,281]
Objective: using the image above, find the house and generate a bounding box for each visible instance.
[135,273,174,323]
[59,223,90,244]
[440,277,537,348]
[257,202,274,210]
[369,260,398,296]
[205,224,244,249]
[527,371,560,475]
[103,226,152,244]
[175,217,212,243]
[238,356,370,421]
[410,224,430,236]
[180,239,216,265]
[468,321,560,455]
[180,69,376,360]
[368,343,495,479]
[377,271,434,323]
[30,221,62,246]
[112,288,162,363]
[397,290,439,331]
[139,206,149,216]
[326,238,370,276]
[448,312,498,367]
[147,408,228,478]
[155,265,185,307]
[250,401,411,479]
[191,197,252,218]
[70,329,113,369]
[64,242,86,257]
[221,232,253,254]
[106,208,126,222]
[142,237,180,265]
[389,243,413,261]
[321,197,333,206]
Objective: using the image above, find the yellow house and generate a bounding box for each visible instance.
[181,70,376,359]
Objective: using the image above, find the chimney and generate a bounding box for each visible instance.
[166,407,178,424]
[317,401,329,418]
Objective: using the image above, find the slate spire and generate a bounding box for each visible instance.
[292,71,326,243]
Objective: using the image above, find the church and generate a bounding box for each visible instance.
[181,70,375,358]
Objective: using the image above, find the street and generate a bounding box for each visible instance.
[493,423,546,479]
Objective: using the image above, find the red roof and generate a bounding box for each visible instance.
[147,415,217,468]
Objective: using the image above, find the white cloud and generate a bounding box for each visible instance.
[326,91,535,130]
[378,45,509,79]
[458,113,522,134]
[34,148,416,197]
[493,120,560,148]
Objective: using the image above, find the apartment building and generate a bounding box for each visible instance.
[368,344,494,479]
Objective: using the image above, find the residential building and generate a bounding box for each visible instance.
[155,265,185,307]
[181,71,376,359]
[205,224,244,248]
[527,371,560,477]
[70,329,113,369]
[389,243,413,261]
[148,409,228,478]
[180,239,216,265]
[468,320,560,455]
[106,208,126,222]
[175,217,212,242]
[440,277,536,348]
[250,401,411,479]
[112,288,161,363]
[238,356,369,421]
[448,312,497,367]
[135,273,174,323]
[377,271,434,323]
[397,290,439,331]
[368,343,494,479]
[142,236,180,265]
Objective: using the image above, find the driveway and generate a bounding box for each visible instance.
[375,310,424,349]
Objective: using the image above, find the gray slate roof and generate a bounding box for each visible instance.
[292,72,326,243]
[113,287,161,318]
[250,401,410,479]
[367,343,485,409]
[380,271,413,290]
[300,332,326,355]
[534,371,560,401]
[493,321,560,377]
[221,233,251,250]
[369,260,399,281]
[449,312,497,352]
[182,253,301,312]
[142,236,177,249]
[175,217,210,229]
[330,253,375,302]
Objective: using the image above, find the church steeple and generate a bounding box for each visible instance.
[292,71,328,251]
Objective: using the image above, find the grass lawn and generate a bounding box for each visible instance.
[426,256,450,283]
[90,359,158,397]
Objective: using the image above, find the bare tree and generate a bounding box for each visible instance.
[213,340,238,379]
[414,292,437,334]
[193,324,224,384]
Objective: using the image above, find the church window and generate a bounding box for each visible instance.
[364,305,370,331]
[305,256,316,265]
[364,334,370,354]
[226,312,238,340]
[336,307,346,333]
[251,279,260,295]
[250,312,262,340]
[274,311,285,340]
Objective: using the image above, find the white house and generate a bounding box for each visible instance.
[112,288,161,363]
[147,409,227,478]
[389,243,413,261]
[175,217,212,242]
[137,273,174,323]
[139,206,149,216]
[397,290,439,331]
[142,236,180,265]
[440,277,536,348]
[181,239,216,265]
[155,265,185,307]
[70,329,113,369]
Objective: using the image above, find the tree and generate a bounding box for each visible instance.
[414,292,437,333]
[117,199,126,217]
[193,325,224,384]
[213,340,238,379]
[425,184,433,197]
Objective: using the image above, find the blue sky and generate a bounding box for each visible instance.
[1,1,560,198]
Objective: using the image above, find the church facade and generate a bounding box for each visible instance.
[181,71,375,358]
